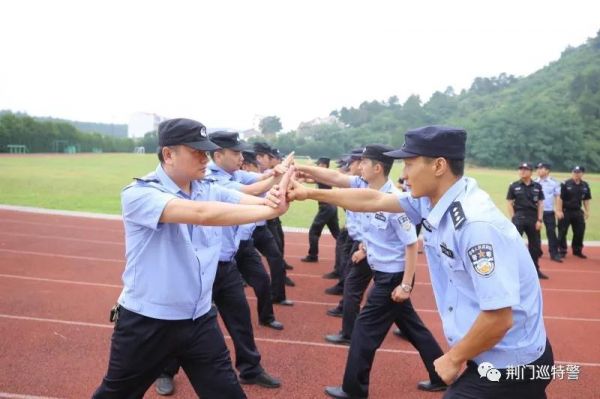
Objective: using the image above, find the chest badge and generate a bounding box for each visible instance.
[467,244,495,277]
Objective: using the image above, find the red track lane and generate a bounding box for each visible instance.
[1,209,599,398]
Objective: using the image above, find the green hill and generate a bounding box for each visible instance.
[269,30,600,172]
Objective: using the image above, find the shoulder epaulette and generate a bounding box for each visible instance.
[450,201,467,230]
[133,177,160,183]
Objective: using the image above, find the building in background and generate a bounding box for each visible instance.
[128,112,167,138]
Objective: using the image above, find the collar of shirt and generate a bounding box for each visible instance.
[424,177,467,230]
[207,161,235,181]
[155,164,199,199]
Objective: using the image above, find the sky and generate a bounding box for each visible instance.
[1,0,599,132]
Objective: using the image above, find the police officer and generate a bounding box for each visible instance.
[557,165,592,258]
[535,162,563,262]
[301,157,341,262]
[321,145,445,399]
[93,118,289,398]
[287,125,554,398]
[506,162,548,279]
[207,132,286,330]
[252,142,294,305]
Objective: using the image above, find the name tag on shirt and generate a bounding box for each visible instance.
[440,242,454,259]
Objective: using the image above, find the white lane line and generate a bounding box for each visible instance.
[3,272,598,296]
[0,275,599,322]
[0,249,122,263]
[0,231,123,246]
[0,393,63,399]
[1,313,599,367]
[3,219,122,233]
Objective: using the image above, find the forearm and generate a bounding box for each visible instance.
[446,308,512,364]
[306,187,402,213]
[506,201,514,218]
[161,199,280,226]
[537,202,544,220]
[240,176,276,196]
[238,193,268,206]
[584,200,590,213]
[297,164,350,187]
[402,243,417,285]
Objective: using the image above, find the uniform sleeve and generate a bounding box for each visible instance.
[390,213,417,246]
[217,179,245,191]
[506,184,515,200]
[457,221,520,310]
[537,184,545,201]
[553,181,561,197]
[235,170,261,185]
[560,183,568,200]
[215,185,243,204]
[349,175,366,188]
[584,183,592,200]
[397,192,423,226]
[121,185,176,230]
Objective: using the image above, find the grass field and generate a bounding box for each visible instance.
[1,153,598,240]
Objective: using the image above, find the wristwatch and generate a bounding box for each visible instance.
[400,283,412,293]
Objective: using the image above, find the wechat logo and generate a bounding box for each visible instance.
[478,362,501,382]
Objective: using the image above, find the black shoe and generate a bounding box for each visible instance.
[260,320,284,330]
[558,252,566,259]
[325,333,351,346]
[285,262,294,270]
[393,328,407,340]
[326,307,343,318]
[155,374,175,396]
[325,285,343,295]
[301,255,318,263]
[285,276,296,287]
[550,255,563,263]
[417,380,447,392]
[573,252,588,259]
[537,270,549,280]
[240,371,281,388]
[273,299,294,306]
[323,271,339,279]
[324,386,366,399]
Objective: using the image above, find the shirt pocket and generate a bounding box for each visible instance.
[370,212,389,230]
[442,255,471,287]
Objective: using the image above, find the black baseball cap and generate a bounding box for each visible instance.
[572,165,585,173]
[242,150,258,166]
[158,118,220,151]
[315,157,330,167]
[384,126,467,160]
[208,131,249,151]
[362,144,395,165]
[518,162,533,170]
[271,148,283,160]
[253,142,274,156]
[536,162,551,169]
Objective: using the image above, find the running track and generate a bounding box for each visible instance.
[0,209,598,398]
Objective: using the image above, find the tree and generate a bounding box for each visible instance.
[259,116,283,136]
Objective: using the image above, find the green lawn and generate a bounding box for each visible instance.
[1,154,598,240]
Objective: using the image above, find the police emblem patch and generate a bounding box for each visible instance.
[398,214,412,231]
[467,244,495,277]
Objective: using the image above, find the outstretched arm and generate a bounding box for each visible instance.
[287,180,402,213]
[295,164,352,188]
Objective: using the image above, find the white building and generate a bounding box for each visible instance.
[128,112,167,138]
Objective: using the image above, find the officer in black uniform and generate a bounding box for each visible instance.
[557,166,592,258]
[301,157,341,262]
[506,162,548,279]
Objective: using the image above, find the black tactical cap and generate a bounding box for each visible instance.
[385,126,467,160]
[362,144,395,165]
[315,157,331,167]
[271,148,283,160]
[518,162,534,170]
[253,142,274,156]
[572,165,585,173]
[242,150,258,166]
[536,162,551,169]
[158,118,220,151]
[208,131,249,151]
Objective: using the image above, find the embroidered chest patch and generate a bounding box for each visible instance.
[398,214,412,231]
[467,244,495,277]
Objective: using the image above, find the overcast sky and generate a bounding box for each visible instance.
[1,0,599,131]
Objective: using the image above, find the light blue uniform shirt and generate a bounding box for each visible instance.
[351,177,416,273]
[345,209,362,241]
[118,164,242,320]
[534,176,561,212]
[398,177,547,368]
[206,162,261,260]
